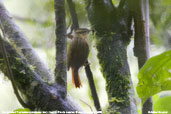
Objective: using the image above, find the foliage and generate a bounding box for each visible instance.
[136,50,171,104]
[1,0,171,112]
[153,95,171,114]
[11,108,30,114]
[149,0,171,48]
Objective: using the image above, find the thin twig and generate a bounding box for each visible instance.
[80,99,94,113]
[67,0,101,111]
[13,15,45,25]
[84,61,101,111]
[0,24,32,108]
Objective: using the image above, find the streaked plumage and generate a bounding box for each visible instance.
[67,28,90,88]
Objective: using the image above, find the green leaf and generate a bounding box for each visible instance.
[11,108,30,114]
[154,96,171,113]
[136,50,171,104]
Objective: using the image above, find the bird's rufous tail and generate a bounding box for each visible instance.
[71,68,82,88]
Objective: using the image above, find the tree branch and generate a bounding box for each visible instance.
[0,33,33,108]
[132,0,152,113]
[0,1,53,82]
[0,37,82,111]
[0,0,84,111]
[133,0,150,65]
[85,61,101,111]
[67,0,79,30]
[13,15,46,25]
[54,0,67,95]
[67,0,101,111]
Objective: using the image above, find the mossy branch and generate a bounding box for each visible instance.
[0,37,82,111]
[0,33,33,108]
[54,0,67,95]
[86,0,137,113]
[0,1,53,82]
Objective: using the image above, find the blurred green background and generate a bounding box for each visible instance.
[0,0,170,113]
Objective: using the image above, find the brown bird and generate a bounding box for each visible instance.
[67,28,90,88]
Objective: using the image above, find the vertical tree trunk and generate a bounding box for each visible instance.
[85,0,135,113]
[132,0,152,113]
[54,0,67,95]
[141,0,152,113]
[95,35,131,114]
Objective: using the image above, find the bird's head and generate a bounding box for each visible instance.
[75,28,91,39]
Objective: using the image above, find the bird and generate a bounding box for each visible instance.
[67,28,90,88]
